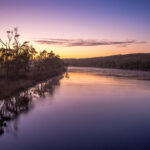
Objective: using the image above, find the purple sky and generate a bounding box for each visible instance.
[0,0,150,58]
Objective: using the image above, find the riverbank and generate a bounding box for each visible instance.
[0,66,66,100]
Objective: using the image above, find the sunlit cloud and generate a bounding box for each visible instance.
[34,39,146,47]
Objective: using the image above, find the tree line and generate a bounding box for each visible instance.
[0,28,65,79]
[64,53,150,71]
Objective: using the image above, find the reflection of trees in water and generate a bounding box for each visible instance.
[0,76,62,136]
[65,72,69,79]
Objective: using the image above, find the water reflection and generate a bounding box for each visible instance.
[0,76,62,136]
[1,67,150,150]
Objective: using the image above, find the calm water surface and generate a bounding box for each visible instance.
[1,67,150,150]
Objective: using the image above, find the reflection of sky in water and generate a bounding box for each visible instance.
[69,66,150,80]
[1,67,150,150]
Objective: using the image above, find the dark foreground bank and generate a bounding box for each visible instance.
[0,64,66,99]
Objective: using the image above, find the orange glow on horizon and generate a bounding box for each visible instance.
[32,42,150,58]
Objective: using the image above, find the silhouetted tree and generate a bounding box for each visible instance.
[0,28,39,78]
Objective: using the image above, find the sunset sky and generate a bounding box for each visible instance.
[0,0,150,58]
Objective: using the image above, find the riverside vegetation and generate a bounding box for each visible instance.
[0,28,66,99]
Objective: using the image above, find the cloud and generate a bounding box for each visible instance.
[34,39,146,47]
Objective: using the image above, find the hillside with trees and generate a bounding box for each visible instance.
[64,53,150,71]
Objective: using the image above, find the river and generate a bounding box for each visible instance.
[1,67,150,150]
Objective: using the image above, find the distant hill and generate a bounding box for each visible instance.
[64,53,150,71]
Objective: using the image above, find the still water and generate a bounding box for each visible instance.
[1,67,150,150]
